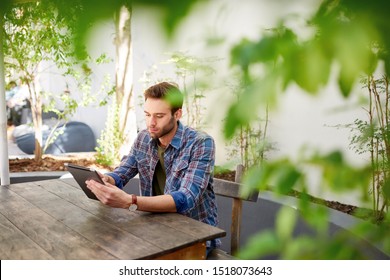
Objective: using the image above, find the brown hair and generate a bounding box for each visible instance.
[144,82,183,114]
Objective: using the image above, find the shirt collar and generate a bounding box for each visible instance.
[148,121,184,150]
[170,121,184,150]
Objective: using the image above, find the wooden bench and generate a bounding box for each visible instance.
[208,165,258,260]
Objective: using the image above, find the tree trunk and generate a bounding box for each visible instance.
[115,5,137,157]
[27,78,43,162]
[33,107,42,162]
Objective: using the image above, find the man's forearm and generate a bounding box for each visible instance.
[136,195,177,213]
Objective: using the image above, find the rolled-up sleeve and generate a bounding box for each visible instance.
[171,191,189,213]
[172,135,215,215]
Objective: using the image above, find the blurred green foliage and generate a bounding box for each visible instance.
[3,0,200,58]
[95,97,123,167]
[232,0,390,259]
[227,0,390,138]
[3,0,390,259]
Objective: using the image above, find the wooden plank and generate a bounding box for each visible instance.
[0,212,53,260]
[2,179,227,260]
[52,180,209,256]
[0,184,53,260]
[7,181,161,259]
[153,242,206,260]
[60,177,80,189]
[231,164,244,254]
[60,177,222,240]
[213,179,240,198]
[141,213,225,259]
[213,164,252,256]
[214,178,258,202]
[231,198,242,254]
[43,179,224,253]
[0,185,117,259]
[147,213,226,242]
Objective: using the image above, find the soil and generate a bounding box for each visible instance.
[9,154,372,220]
[213,170,364,217]
[9,154,114,173]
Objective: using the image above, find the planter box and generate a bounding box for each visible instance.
[218,190,389,259]
[10,171,68,184]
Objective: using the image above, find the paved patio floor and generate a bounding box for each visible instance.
[7,126,29,158]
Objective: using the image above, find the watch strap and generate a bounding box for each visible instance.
[131,194,137,205]
[129,194,138,211]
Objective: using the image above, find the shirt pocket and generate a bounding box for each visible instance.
[137,158,151,176]
[173,160,189,177]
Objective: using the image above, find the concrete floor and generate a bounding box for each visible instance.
[8,138,27,157]
[7,124,35,159]
[7,129,29,158]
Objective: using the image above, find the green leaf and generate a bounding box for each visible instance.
[276,206,297,241]
[223,104,241,139]
[230,38,253,70]
[240,164,271,197]
[301,204,329,234]
[164,87,184,109]
[289,41,331,93]
[237,230,281,259]
[338,69,355,98]
[273,164,302,194]
[223,74,279,139]
[282,236,318,259]
[322,150,343,164]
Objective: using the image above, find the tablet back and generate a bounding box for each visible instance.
[65,163,104,200]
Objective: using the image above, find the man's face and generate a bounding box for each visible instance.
[144,98,180,140]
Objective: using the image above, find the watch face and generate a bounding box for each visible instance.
[129,204,138,211]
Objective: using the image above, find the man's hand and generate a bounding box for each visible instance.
[97,171,115,185]
[86,174,178,213]
[85,179,131,209]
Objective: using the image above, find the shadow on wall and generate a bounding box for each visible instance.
[123,178,389,260]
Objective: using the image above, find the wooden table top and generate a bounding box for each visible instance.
[0,178,225,260]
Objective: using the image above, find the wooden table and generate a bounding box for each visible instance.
[0,178,225,260]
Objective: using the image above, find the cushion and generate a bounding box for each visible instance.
[16,121,96,155]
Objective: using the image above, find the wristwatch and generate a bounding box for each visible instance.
[128,194,138,211]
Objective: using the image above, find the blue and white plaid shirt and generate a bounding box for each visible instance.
[107,121,220,249]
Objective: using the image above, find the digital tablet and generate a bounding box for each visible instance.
[65,163,105,200]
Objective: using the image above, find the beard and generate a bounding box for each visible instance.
[149,116,176,140]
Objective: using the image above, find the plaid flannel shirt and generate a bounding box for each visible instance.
[107,121,220,249]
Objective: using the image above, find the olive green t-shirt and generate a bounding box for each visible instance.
[152,145,166,196]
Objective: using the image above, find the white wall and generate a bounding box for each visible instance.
[132,0,331,162]
[132,0,370,206]
[40,20,116,140]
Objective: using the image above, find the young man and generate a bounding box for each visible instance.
[86,82,220,255]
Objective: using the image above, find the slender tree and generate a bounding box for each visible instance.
[3,1,91,161]
[114,5,137,157]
